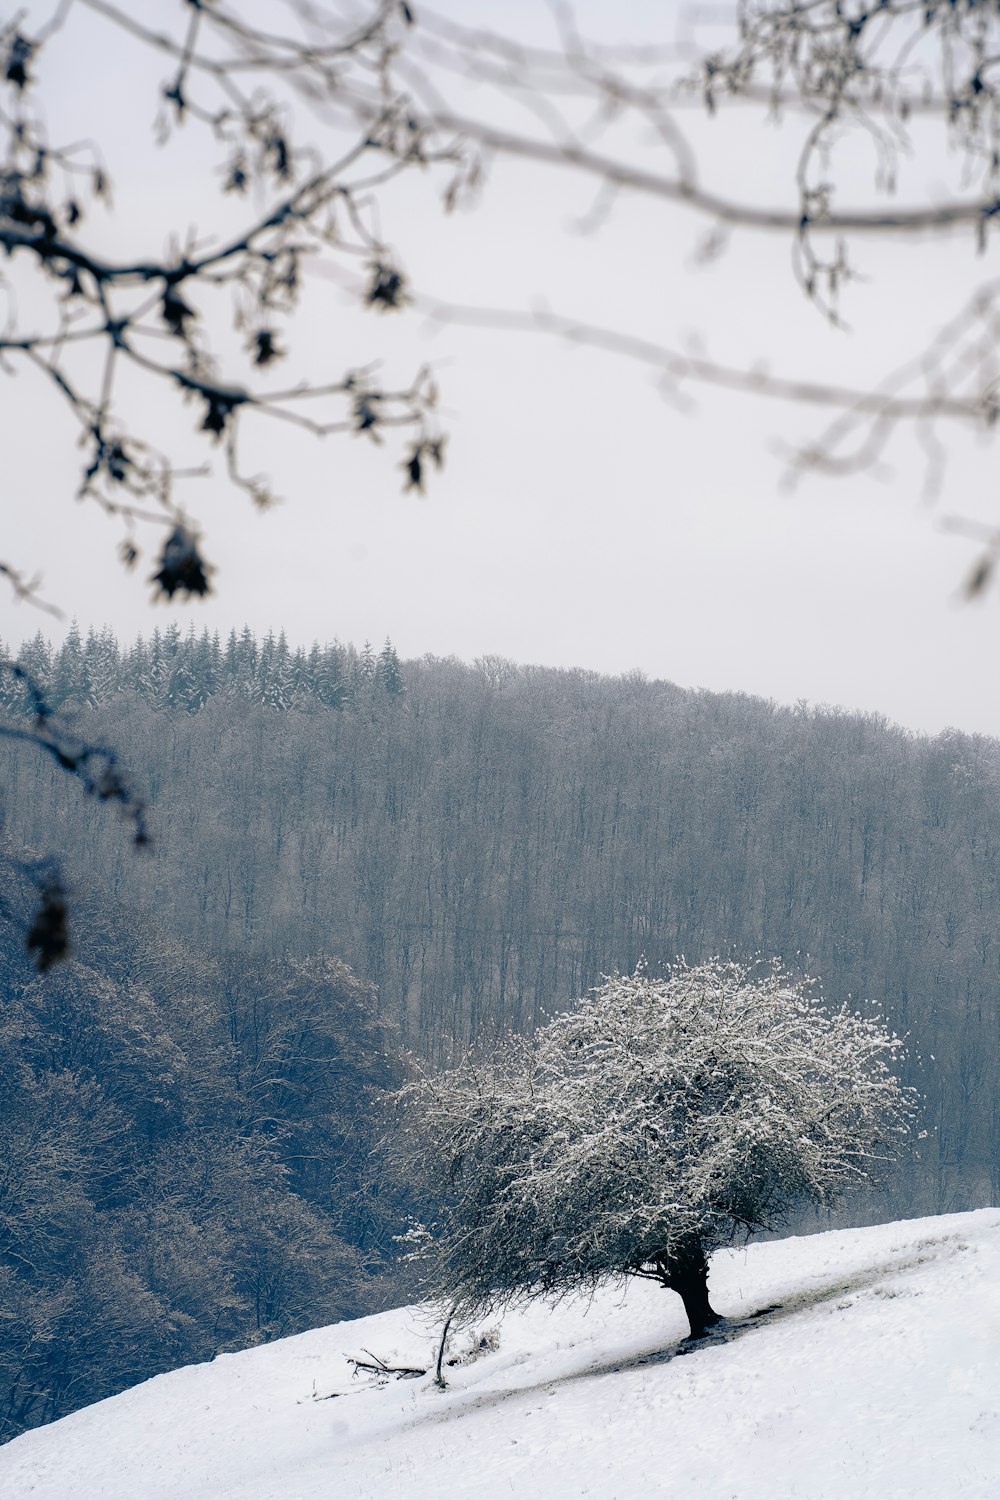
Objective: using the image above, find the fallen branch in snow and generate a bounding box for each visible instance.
[346,1350,428,1382]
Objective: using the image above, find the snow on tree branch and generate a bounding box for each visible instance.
[394,959,919,1338]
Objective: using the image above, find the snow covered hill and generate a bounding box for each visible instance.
[2,1209,998,1500]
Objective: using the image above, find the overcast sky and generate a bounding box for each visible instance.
[4,0,1000,736]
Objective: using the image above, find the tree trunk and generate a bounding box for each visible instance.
[655,1244,722,1340]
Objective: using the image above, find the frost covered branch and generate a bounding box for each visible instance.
[394,959,919,1339]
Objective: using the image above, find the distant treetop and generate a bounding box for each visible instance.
[0,625,406,715]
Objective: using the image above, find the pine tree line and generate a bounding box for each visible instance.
[2,624,405,714]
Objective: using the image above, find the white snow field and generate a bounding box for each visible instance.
[2,1208,998,1500]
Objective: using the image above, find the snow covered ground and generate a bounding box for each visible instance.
[2,1208,998,1500]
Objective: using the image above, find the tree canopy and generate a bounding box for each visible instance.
[397,960,918,1336]
[0,892,408,1440]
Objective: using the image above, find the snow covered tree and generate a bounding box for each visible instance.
[396,960,918,1339]
[354,641,377,692]
[49,621,87,710]
[7,632,51,714]
[83,627,121,707]
[376,639,405,697]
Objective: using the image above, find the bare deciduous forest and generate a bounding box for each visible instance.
[3,628,997,1244]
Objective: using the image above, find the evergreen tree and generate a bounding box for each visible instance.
[50,622,88,709]
[376,638,405,696]
[256,630,276,707]
[0,639,15,714]
[272,631,294,710]
[123,634,152,696]
[257,631,295,710]
[317,642,349,709]
[222,628,241,694]
[192,629,221,706]
[235,626,258,700]
[289,645,310,705]
[147,628,172,706]
[348,640,377,704]
[10,632,52,713]
[84,627,121,706]
[303,642,323,699]
[166,628,203,712]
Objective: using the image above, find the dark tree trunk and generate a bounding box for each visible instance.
[655,1244,722,1340]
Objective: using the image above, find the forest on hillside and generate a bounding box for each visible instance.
[1,623,998,1434]
[0,884,407,1441]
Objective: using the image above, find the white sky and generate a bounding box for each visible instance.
[4,0,1000,735]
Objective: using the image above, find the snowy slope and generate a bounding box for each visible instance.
[2,1208,998,1500]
